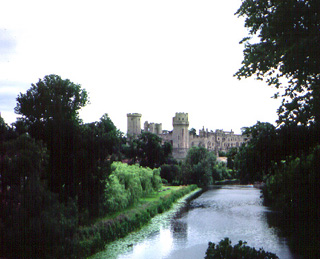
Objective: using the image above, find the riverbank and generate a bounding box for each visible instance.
[214,179,240,185]
[75,185,199,258]
[90,185,294,259]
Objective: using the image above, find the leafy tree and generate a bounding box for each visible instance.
[103,162,162,214]
[235,0,320,128]
[226,147,238,170]
[234,122,278,183]
[0,115,16,142]
[212,162,232,181]
[0,134,78,259]
[15,74,88,127]
[14,74,88,200]
[182,147,216,186]
[127,131,172,168]
[205,238,278,259]
[189,128,197,136]
[160,164,182,185]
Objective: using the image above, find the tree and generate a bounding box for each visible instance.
[15,74,88,127]
[205,238,278,259]
[234,122,278,183]
[160,164,182,185]
[182,146,216,186]
[14,74,89,200]
[189,128,197,136]
[0,134,78,258]
[126,132,172,168]
[235,0,320,128]
[76,114,122,218]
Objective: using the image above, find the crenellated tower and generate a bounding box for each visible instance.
[172,112,189,159]
[127,113,142,137]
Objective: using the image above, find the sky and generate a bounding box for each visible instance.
[0,0,282,134]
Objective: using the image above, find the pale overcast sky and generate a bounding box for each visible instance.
[0,0,281,134]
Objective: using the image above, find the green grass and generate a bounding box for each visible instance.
[140,186,182,202]
[76,185,198,258]
[94,186,182,223]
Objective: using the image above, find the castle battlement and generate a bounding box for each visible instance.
[173,112,189,126]
[127,112,247,159]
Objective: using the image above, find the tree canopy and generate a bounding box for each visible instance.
[125,131,172,168]
[235,0,320,127]
[15,74,88,125]
[182,146,216,186]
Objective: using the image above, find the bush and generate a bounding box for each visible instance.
[103,162,163,214]
[205,238,279,259]
[261,145,320,256]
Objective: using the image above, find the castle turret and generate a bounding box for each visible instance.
[155,123,162,135]
[172,112,189,159]
[127,113,142,136]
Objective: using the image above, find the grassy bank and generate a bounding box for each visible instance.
[75,184,198,258]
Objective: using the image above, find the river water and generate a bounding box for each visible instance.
[90,185,297,259]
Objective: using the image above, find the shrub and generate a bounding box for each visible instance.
[205,238,279,259]
[103,162,163,214]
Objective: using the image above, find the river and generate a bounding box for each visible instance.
[90,185,297,259]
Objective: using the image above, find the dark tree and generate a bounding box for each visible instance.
[76,114,122,218]
[235,0,320,128]
[14,74,88,200]
[234,122,278,183]
[126,132,172,168]
[182,146,216,186]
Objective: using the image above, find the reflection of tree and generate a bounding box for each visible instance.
[171,219,188,241]
[264,211,286,238]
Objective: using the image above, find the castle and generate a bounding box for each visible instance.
[127,112,248,160]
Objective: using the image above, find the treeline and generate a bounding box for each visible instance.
[0,74,230,258]
[228,122,320,257]
[0,75,173,258]
[233,0,320,256]
[205,238,279,259]
[160,146,234,187]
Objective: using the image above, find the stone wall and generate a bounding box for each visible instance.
[127,112,248,159]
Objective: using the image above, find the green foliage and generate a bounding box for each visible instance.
[160,164,182,185]
[189,128,197,136]
[226,147,238,170]
[182,147,216,186]
[151,168,162,191]
[76,185,198,258]
[205,238,279,259]
[14,74,89,200]
[261,146,320,256]
[234,122,319,184]
[125,131,172,168]
[103,162,162,214]
[235,0,320,127]
[212,162,232,181]
[0,134,78,259]
[15,74,88,124]
[234,122,277,183]
[218,151,227,157]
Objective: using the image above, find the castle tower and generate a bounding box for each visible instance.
[155,123,162,135]
[127,113,142,136]
[172,112,189,159]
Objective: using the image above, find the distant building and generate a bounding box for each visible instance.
[127,112,249,160]
[127,113,142,137]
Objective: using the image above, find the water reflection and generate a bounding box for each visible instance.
[90,186,297,259]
